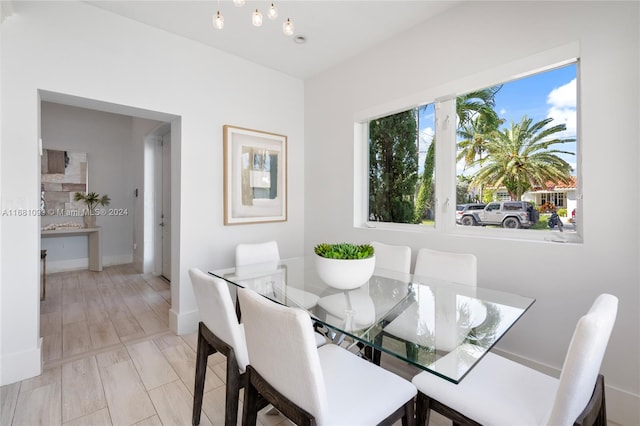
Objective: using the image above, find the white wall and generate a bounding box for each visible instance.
[0,1,305,385]
[40,102,161,271]
[305,2,639,424]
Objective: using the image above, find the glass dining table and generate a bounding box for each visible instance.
[210,256,535,384]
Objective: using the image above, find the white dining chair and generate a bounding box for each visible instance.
[366,241,412,363]
[413,247,477,286]
[235,240,321,314]
[189,268,250,426]
[412,293,618,426]
[373,248,479,365]
[235,240,280,266]
[370,241,412,274]
[237,287,417,426]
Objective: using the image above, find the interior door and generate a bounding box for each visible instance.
[161,132,171,281]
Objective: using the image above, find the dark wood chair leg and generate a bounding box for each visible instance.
[225,350,242,426]
[370,333,383,365]
[241,374,261,426]
[193,325,214,425]
[415,392,430,426]
[401,399,415,426]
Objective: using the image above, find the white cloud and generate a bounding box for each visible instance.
[419,127,434,151]
[547,106,577,136]
[546,78,577,139]
[547,78,576,108]
[499,108,507,116]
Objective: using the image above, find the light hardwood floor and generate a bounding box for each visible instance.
[1,265,450,426]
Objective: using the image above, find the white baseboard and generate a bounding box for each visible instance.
[169,308,199,336]
[494,348,639,426]
[0,338,42,386]
[46,254,133,273]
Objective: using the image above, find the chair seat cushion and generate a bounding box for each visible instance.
[412,352,558,426]
[317,290,375,331]
[286,287,320,310]
[314,331,327,347]
[318,344,416,426]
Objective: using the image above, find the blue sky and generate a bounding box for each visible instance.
[417,63,577,175]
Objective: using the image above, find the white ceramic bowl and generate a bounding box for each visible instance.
[314,254,376,290]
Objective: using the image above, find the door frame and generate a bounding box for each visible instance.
[143,123,171,277]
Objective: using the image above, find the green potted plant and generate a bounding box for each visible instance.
[74,191,110,228]
[313,243,376,289]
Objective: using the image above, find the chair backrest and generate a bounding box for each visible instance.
[545,294,618,425]
[414,248,477,286]
[370,241,411,274]
[235,240,280,266]
[238,287,328,423]
[188,268,250,371]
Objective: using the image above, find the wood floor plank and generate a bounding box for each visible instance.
[95,347,131,368]
[62,276,83,306]
[62,302,86,325]
[159,341,224,394]
[61,356,106,422]
[42,332,63,363]
[62,321,92,357]
[132,310,168,334]
[132,414,163,426]
[149,380,213,426]
[97,351,156,426]
[88,321,121,349]
[143,276,170,293]
[41,311,62,336]
[12,367,62,426]
[0,381,21,426]
[62,407,111,426]
[121,295,151,314]
[110,310,145,340]
[202,386,238,426]
[126,340,178,391]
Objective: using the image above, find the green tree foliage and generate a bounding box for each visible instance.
[414,142,435,222]
[469,116,575,200]
[369,110,418,223]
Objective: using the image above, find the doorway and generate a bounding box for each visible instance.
[159,129,171,281]
[145,123,172,281]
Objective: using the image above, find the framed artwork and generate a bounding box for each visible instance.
[41,149,88,215]
[223,125,287,225]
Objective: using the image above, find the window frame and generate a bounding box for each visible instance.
[356,42,582,244]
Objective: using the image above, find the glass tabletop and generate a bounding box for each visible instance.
[210,256,535,384]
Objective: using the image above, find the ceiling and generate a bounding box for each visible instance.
[85,1,461,80]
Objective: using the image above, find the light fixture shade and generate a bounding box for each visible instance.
[267,3,278,20]
[252,9,263,27]
[282,18,294,36]
[213,11,224,30]
[233,0,245,6]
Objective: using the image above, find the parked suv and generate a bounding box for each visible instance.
[456,203,486,224]
[459,201,539,229]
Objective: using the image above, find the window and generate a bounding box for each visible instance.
[366,59,579,241]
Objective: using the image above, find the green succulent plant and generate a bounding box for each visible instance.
[74,191,111,213]
[314,243,374,260]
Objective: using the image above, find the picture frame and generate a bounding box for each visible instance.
[223,125,287,225]
[41,149,88,216]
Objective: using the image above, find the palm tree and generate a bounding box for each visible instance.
[456,87,502,128]
[469,116,575,201]
[456,86,503,167]
[413,87,502,222]
[456,115,503,167]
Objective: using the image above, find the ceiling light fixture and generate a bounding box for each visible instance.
[212,1,294,37]
[282,18,294,36]
[213,10,224,30]
[267,3,278,20]
[252,9,263,27]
